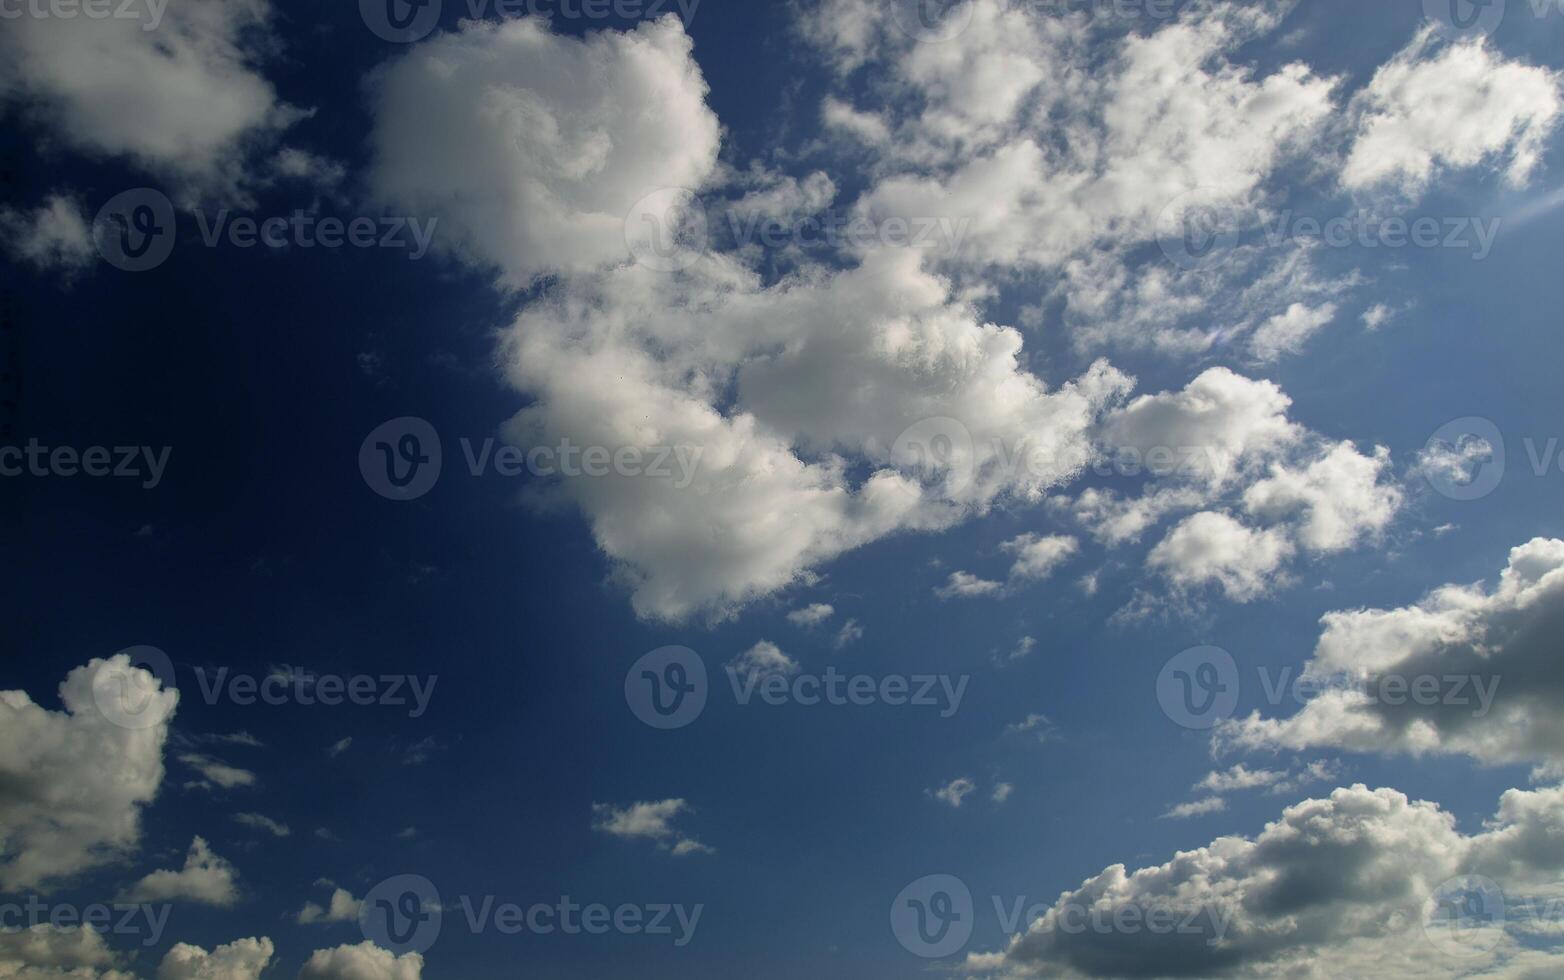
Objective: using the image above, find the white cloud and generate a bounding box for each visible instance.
[0,655,176,891]
[179,753,255,790]
[1002,533,1078,584]
[1248,302,1338,363]
[726,641,799,683]
[0,925,135,979]
[1147,511,1295,603]
[992,782,1015,805]
[935,571,1005,600]
[1218,538,1564,771]
[930,777,977,808]
[1243,441,1403,553]
[0,194,95,276]
[367,16,721,287]
[1162,796,1227,819]
[231,812,288,837]
[1005,713,1059,744]
[971,783,1564,978]
[157,937,273,980]
[297,888,361,926]
[786,603,835,627]
[832,618,865,650]
[0,0,305,203]
[1343,31,1562,195]
[124,836,239,906]
[297,943,422,980]
[591,799,710,856]
[326,737,352,758]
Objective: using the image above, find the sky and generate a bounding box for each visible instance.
[4,0,1564,977]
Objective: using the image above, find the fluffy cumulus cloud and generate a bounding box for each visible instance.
[0,0,305,202]
[0,656,176,892]
[1343,30,1563,195]
[968,783,1564,978]
[297,943,422,980]
[123,836,240,906]
[367,15,721,286]
[499,246,1129,622]
[1147,511,1294,602]
[591,799,710,856]
[0,926,138,979]
[1218,538,1564,771]
[156,937,273,980]
[298,887,361,925]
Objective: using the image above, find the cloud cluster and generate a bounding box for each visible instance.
[591,798,711,856]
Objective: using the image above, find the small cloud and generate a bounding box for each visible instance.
[726,641,799,684]
[232,812,290,837]
[928,777,977,809]
[786,603,834,627]
[935,572,1003,600]
[592,799,712,857]
[179,753,257,790]
[1005,713,1060,744]
[832,618,864,650]
[396,826,418,839]
[1162,797,1227,820]
[123,837,239,906]
[298,886,362,925]
[327,737,353,758]
[992,782,1015,805]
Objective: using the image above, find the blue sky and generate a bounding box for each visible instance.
[6,0,1564,977]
